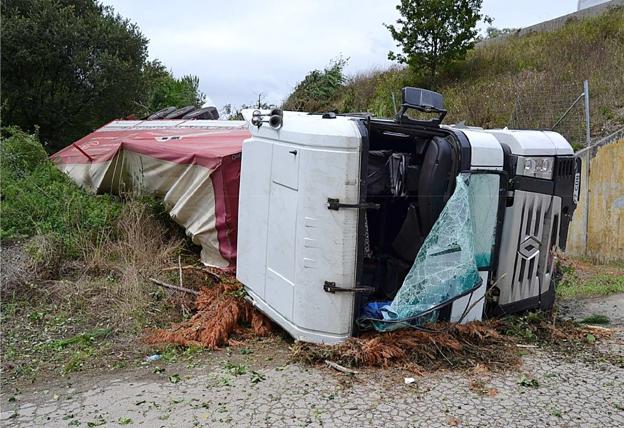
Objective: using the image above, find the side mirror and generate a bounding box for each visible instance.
[397,87,447,125]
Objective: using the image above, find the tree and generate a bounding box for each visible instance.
[1,0,150,150]
[386,0,491,83]
[139,60,205,116]
[282,57,348,112]
[1,0,204,152]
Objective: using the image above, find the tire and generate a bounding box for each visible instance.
[147,106,177,120]
[182,106,219,120]
[164,105,197,119]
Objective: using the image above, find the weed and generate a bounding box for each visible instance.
[118,417,133,425]
[64,349,94,374]
[223,361,248,376]
[168,374,181,384]
[160,345,182,363]
[580,314,610,325]
[83,201,184,330]
[48,328,112,350]
[517,375,539,388]
[550,409,562,417]
[217,376,231,386]
[86,415,106,427]
[27,311,46,322]
[250,371,266,384]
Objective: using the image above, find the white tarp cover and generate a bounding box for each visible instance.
[51,120,250,268]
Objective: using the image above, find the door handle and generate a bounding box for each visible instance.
[289,150,297,155]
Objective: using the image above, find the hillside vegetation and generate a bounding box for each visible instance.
[285,8,624,148]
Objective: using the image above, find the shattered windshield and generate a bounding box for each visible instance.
[361,174,500,331]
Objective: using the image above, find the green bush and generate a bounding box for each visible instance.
[282,57,348,112]
[0,127,48,179]
[0,127,121,258]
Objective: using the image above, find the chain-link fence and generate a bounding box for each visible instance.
[508,80,590,151]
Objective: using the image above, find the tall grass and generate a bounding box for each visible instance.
[1,127,186,330]
[285,8,624,145]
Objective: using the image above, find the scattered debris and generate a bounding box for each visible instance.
[293,321,520,370]
[468,378,497,396]
[468,364,498,396]
[145,274,272,348]
[499,310,613,350]
[145,354,161,362]
[325,360,359,375]
[447,416,461,426]
[404,377,416,385]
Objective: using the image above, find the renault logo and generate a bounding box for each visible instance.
[518,236,541,260]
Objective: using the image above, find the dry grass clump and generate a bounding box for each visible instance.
[292,321,520,370]
[82,201,185,327]
[145,276,272,349]
[2,200,187,330]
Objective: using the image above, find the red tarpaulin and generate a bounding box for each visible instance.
[52,120,251,268]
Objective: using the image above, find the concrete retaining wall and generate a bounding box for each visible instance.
[478,0,624,48]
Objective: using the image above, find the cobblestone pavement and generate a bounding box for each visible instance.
[1,331,623,428]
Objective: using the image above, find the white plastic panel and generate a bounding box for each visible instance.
[271,144,300,190]
[244,110,362,150]
[487,129,570,156]
[265,183,298,319]
[460,129,504,167]
[543,131,575,156]
[236,139,273,299]
[237,114,362,344]
[450,271,488,323]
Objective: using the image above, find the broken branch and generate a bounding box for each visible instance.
[324,360,359,375]
[149,277,199,295]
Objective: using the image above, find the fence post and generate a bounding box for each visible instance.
[582,79,591,255]
[583,80,591,147]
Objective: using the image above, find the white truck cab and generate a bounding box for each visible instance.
[237,88,580,344]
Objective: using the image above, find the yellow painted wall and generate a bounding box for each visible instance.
[568,138,624,262]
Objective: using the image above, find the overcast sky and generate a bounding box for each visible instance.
[101,0,578,109]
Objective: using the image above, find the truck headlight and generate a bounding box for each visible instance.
[516,156,554,180]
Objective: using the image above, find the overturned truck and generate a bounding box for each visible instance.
[53,88,580,344]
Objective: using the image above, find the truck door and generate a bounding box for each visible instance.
[237,112,364,343]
